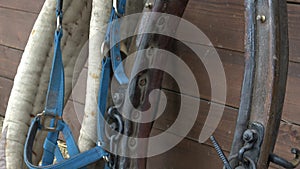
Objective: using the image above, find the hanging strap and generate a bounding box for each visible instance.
[39,0,82,165]
[24,0,108,168]
[96,0,129,160]
[103,0,129,85]
[24,0,129,168]
[24,117,107,169]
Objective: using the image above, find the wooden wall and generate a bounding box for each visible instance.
[0,0,300,168]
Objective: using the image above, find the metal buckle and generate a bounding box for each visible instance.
[101,41,110,57]
[56,16,62,31]
[113,0,123,17]
[36,111,62,132]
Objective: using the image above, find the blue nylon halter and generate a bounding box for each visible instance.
[97,0,129,155]
[24,0,129,168]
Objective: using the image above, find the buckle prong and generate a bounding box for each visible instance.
[37,111,62,132]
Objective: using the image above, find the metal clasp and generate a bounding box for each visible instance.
[101,41,110,57]
[113,0,123,17]
[269,148,300,168]
[37,111,62,132]
[56,16,62,31]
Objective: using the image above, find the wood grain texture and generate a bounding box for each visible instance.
[148,126,298,169]
[61,100,84,141]
[148,128,224,169]
[0,0,299,168]
[182,1,300,63]
[0,7,38,50]
[0,0,44,14]
[153,90,300,168]
[62,89,300,168]
[288,0,300,3]
[0,45,22,80]
[0,77,13,117]
[69,68,87,105]
[162,42,300,125]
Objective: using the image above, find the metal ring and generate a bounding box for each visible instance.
[113,0,123,17]
[224,154,256,169]
[103,155,110,163]
[101,41,109,57]
[56,16,62,31]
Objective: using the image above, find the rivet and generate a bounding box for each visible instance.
[145,2,153,9]
[129,138,137,147]
[113,93,123,105]
[116,56,121,61]
[132,111,140,120]
[256,15,266,23]
[139,78,147,86]
[103,155,110,163]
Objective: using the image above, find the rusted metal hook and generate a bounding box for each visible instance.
[269,148,300,169]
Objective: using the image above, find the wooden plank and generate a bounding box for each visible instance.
[62,100,84,141]
[162,42,300,125]
[162,42,243,107]
[0,77,13,117]
[288,0,300,4]
[69,68,87,105]
[153,90,237,151]
[287,4,300,63]
[181,1,300,63]
[0,45,22,80]
[153,90,300,166]
[148,128,224,169]
[0,0,44,14]
[0,7,38,50]
[148,127,299,169]
[273,122,300,169]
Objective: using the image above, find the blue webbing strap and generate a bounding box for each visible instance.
[40,0,81,165]
[24,0,107,168]
[24,0,129,168]
[24,118,107,169]
[97,57,111,148]
[103,0,129,85]
[96,0,129,161]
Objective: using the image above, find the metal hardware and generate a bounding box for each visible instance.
[103,107,124,168]
[269,148,300,168]
[103,155,110,163]
[256,15,266,23]
[210,136,232,169]
[36,111,62,132]
[113,93,124,107]
[101,41,109,57]
[242,129,257,143]
[228,154,257,169]
[113,0,123,17]
[138,78,147,87]
[230,123,264,169]
[107,107,124,138]
[145,2,153,9]
[56,16,62,31]
[238,129,257,161]
[230,0,288,167]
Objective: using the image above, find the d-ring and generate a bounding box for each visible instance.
[224,154,257,169]
[101,41,110,57]
[113,0,123,17]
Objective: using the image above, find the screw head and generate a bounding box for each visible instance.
[131,111,140,120]
[145,2,153,9]
[256,15,266,23]
[243,129,257,143]
[139,78,147,87]
[113,93,124,105]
